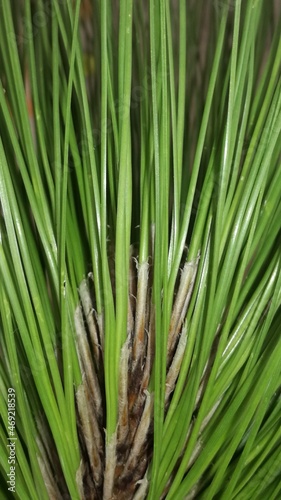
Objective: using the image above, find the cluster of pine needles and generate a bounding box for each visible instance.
[0,0,281,499]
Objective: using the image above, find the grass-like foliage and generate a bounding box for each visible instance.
[0,0,281,498]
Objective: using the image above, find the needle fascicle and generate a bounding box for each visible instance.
[76,460,86,500]
[165,327,187,404]
[36,434,65,500]
[88,272,105,352]
[118,338,130,444]
[122,391,153,479]
[74,251,198,498]
[167,256,199,362]
[133,473,149,500]
[140,304,155,394]
[74,305,103,423]
[103,432,117,500]
[79,278,102,367]
[132,261,150,372]
[76,382,104,487]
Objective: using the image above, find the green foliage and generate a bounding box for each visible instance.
[0,0,280,498]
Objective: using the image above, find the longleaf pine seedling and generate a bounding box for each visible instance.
[0,0,281,499]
